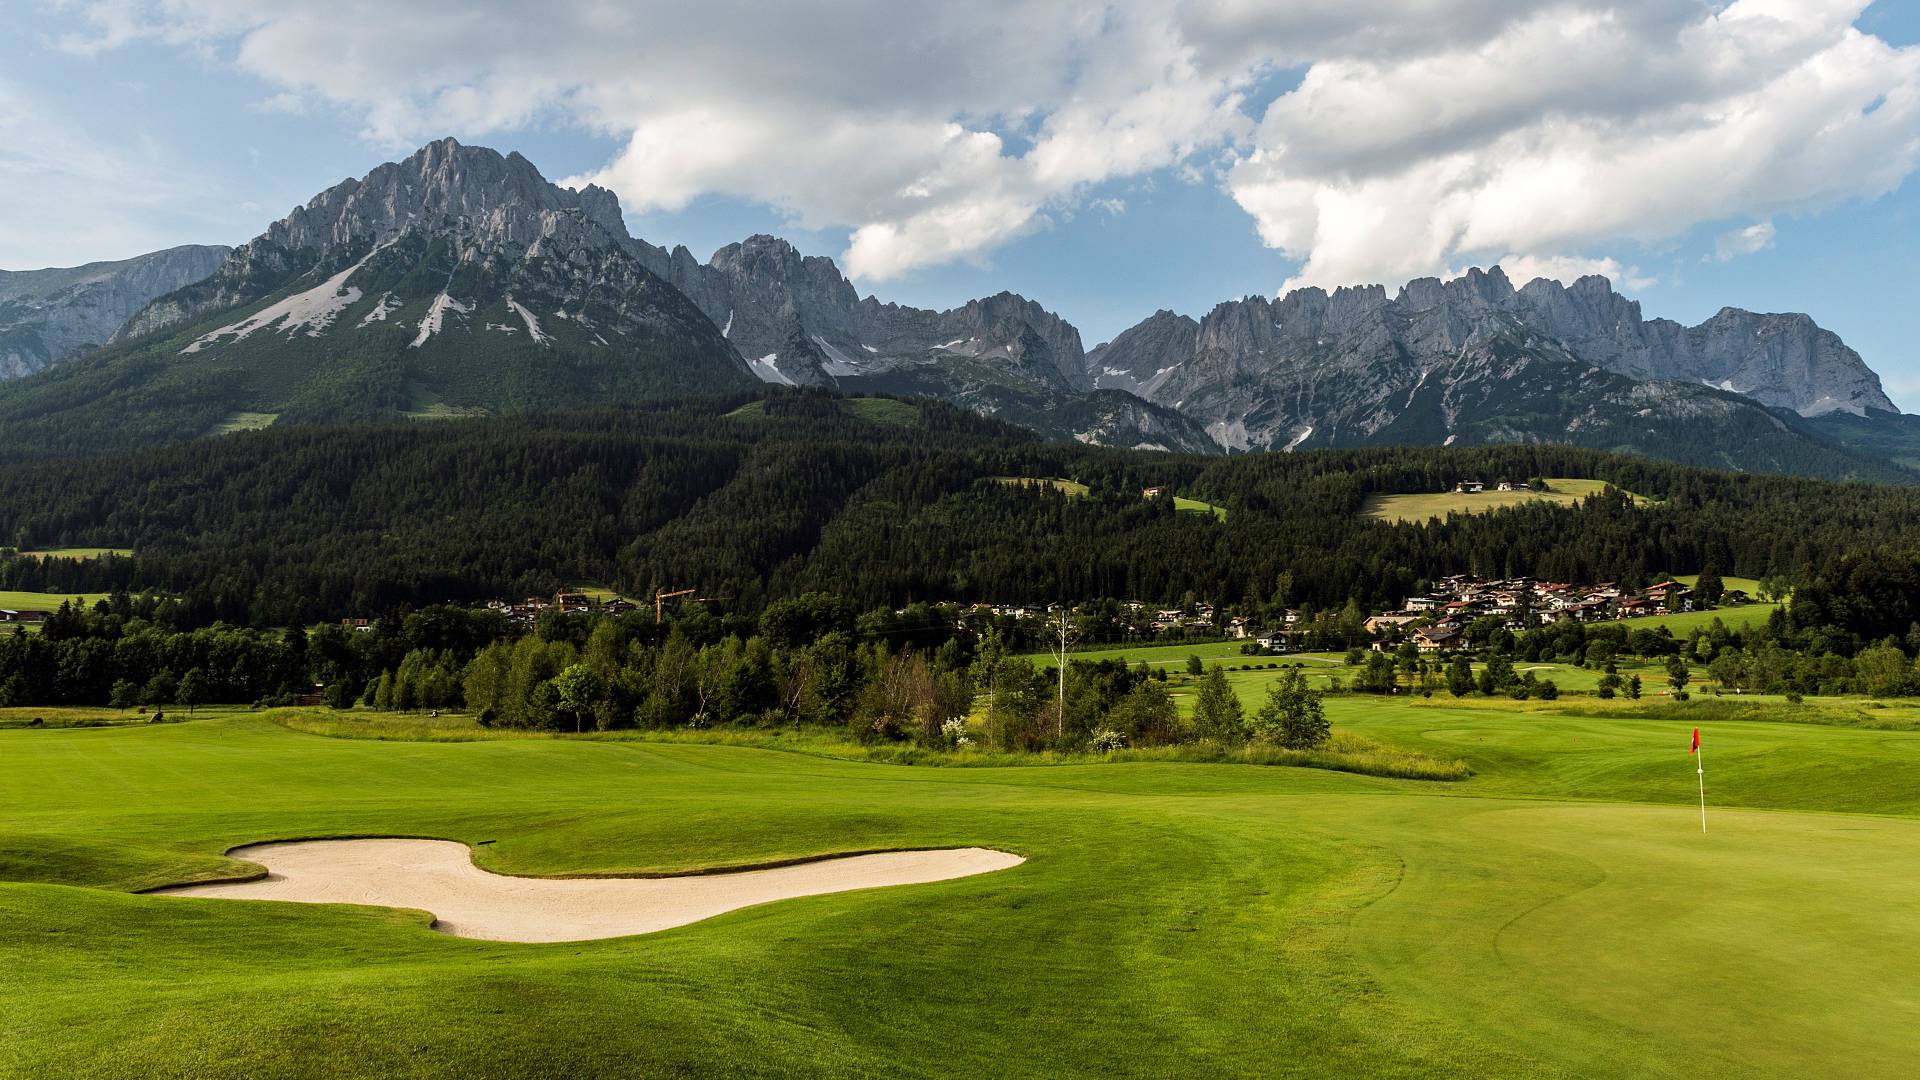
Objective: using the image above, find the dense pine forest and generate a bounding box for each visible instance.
[4,390,1920,628]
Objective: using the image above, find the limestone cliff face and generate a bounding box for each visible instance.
[0,245,228,377]
[1088,266,1895,456]
[626,232,1216,449]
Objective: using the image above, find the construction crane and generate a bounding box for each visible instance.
[654,588,695,625]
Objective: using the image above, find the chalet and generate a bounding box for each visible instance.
[1564,599,1609,622]
[603,598,638,616]
[1280,608,1301,627]
[1642,582,1693,612]
[1497,480,1516,492]
[1404,595,1448,612]
[553,592,595,613]
[0,609,46,623]
[1365,612,1421,634]
[341,618,372,632]
[1413,626,1464,654]
[1142,486,1166,499]
[1454,480,1486,493]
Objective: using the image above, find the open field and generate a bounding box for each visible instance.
[1172,495,1228,520]
[991,475,1090,496]
[0,589,112,612]
[1362,477,1649,524]
[209,411,280,435]
[8,698,1920,1077]
[1676,573,1766,596]
[1615,602,1781,635]
[8,547,133,560]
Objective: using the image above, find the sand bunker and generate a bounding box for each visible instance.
[151,839,1021,943]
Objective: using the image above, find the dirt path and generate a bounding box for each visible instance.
[152,839,1023,942]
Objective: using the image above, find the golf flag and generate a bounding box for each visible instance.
[1692,727,1706,832]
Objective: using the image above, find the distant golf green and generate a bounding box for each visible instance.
[7,697,1920,1078]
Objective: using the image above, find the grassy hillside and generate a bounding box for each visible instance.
[7,702,1920,1077]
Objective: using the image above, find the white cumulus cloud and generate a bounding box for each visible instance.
[1714,220,1778,261]
[37,0,1920,295]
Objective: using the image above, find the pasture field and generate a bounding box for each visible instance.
[1362,476,1648,524]
[1676,573,1766,597]
[1615,602,1780,635]
[0,589,112,612]
[209,411,280,435]
[991,475,1090,496]
[9,547,134,560]
[7,696,1920,1078]
[1172,495,1228,520]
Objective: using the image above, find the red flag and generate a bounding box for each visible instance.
[1690,728,1699,754]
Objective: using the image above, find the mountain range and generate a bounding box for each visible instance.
[0,138,1910,480]
[0,245,230,379]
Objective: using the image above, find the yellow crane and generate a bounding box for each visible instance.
[654,588,695,625]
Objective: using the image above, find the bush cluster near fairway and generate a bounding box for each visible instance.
[1362,477,1650,524]
[8,700,1920,1078]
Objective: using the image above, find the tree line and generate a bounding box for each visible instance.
[5,393,1920,632]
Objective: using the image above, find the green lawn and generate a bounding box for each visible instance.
[1363,477,1648,524]
[8,700,1920,1077]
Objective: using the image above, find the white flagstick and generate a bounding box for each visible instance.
[1696,739,1707,833]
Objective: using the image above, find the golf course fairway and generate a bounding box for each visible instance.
[5,703,1919,1078]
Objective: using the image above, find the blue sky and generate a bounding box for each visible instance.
[4,2,1917,405]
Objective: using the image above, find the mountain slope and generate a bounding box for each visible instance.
[633,233,1218,452]
[0,245,229,379]
[0,140,753,454]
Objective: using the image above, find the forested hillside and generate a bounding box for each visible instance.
[2,390,1917,627]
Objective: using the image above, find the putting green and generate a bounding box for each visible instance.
[5,703,1920,1077]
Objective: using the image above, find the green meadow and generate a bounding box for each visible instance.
[8,547,133,560]
[0,589,112,612]
[1362,476,1649,524]
[6,693,1920,1078]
